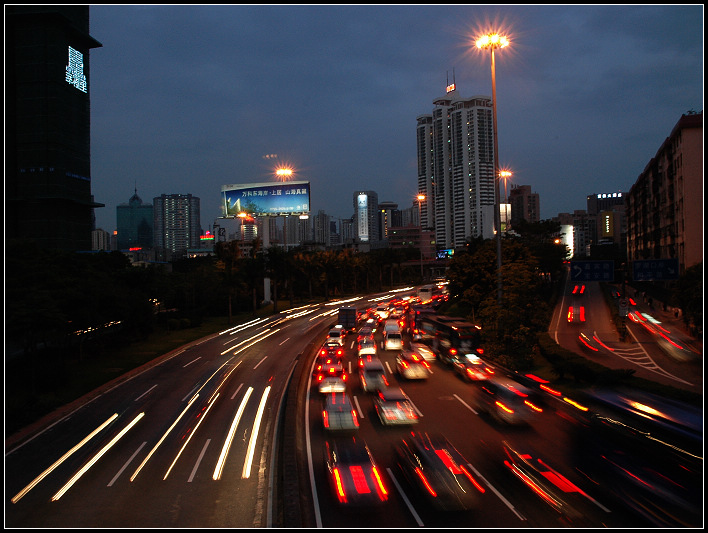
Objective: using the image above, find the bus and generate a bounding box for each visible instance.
[419,314,483,364]
[407,304,437,340]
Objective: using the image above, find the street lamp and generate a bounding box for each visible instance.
[417,194,426,280]
[476,31,510,306]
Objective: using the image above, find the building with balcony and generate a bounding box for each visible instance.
[626,111,703,273]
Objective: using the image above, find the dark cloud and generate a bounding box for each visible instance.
[89,5,703,232]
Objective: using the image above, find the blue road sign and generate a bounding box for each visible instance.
[632,258,679,281]
[570,260,615,282]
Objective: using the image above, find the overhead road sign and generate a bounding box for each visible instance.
[632,258,679,281]
[570,260,615,282]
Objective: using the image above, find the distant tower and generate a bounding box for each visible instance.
[153,194,201,257]
[353,191,380,244]
[116,187,154,250]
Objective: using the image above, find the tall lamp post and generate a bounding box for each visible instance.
[476,32,510,306]
[417,194,426,280]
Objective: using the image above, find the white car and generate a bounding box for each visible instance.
[374,387,419,426]
[327,328,346,346]
[383,331,403,351]
[357,338,377,357]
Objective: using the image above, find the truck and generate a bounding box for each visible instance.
[337,306,358,333]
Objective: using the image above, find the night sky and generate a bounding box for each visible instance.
[88,5,703,233]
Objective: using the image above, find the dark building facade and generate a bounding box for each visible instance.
[6,6,103,251]
[116,189,154,250]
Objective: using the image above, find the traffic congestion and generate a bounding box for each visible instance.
[300,285,702,528]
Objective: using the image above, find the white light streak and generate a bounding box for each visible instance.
[11,414,118,503]
[131,396,199,481]
[52,412,144,500]
[213,387,253,480]
[242,386,271,478]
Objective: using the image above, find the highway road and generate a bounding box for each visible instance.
[6,284,702,528]
[6,300,344,527]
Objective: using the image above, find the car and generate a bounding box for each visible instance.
[394,432,485,511]
[325,437,389,505]
[356,326,374,343]
[476,377,543,425]
[315,361,348,394]
[452,353,493,381]
[326,327,346,346]
[318,341,345,361]
[567,304,586,324]
[501,440,609,526]
[409,342,436,363]
[395,350,430,380]
[572,284,586,296]
[383,331,403,351]
[359,358,388,392]
[322,392,359,432]
[374,387,419,425]
[356,338,377,358]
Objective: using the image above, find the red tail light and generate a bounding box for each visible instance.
[333,468,347,503]
[371,466,389,500]
[322,410,329,427]
[415,467,437,497]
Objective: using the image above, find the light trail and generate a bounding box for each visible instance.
[11,414,118,503]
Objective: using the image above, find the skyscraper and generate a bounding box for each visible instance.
[6,6,103,251]
[153,194,201,257]
[116,188,154,250]
[417,85,495,249]
[353,191,380,246]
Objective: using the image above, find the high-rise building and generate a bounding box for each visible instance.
[378,201,399,241]
[353,191,380,246]
[116,188,153,250]
[153,194,201,257]
[6,6,103,251]
[509,185,541,226]
[417,85,495,250]
[626,111,703,273]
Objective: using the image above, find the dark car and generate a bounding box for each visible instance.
[501,440,610,526]
[319,341,345,361]
[475,377,543,425]
[394,432,485,510]
[322,392,359,432]
[325,437,389,506]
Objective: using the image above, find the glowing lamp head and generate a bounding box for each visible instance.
[476,33,510,50]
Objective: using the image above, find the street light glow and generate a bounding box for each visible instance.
[476,33,509,50]
[275,167,293,180]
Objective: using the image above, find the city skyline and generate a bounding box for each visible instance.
[88,5,703,233]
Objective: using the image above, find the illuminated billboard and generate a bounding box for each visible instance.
[222,181,310,217]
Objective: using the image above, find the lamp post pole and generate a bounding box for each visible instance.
[476,32,509,306]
